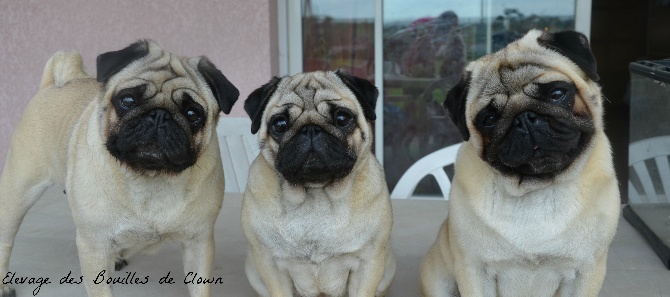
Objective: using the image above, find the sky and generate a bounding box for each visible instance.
[305,0,576,22]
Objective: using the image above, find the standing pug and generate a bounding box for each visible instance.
[0,40,238,297]
[241,70,396,297]
[420,30,620,297]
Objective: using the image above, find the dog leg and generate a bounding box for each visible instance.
[114,249,137,271]
[247,246,293,297]
[451,257,496,297]
[375,248,396,297]
[0,287,16,297]
[181,234,215,297]
[245,255,271,297]
[347,245,389,297]
[0,286,16,297]
[114,247,144,272]
[559,253,608,297]
[76,232,114,297]
[0,152,53,296]
[420,246,459,296]
[114,257,128,271]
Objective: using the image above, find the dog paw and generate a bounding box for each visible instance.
[115,258,128,271]
[1,286,16,297]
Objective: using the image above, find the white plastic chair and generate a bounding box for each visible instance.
[628,136,670,204]
[217,117,260,193]
[390,142,462,200]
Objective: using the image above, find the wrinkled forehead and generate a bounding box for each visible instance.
[266,72,359,117]
[469,59,572,104]
[110,52,204,100]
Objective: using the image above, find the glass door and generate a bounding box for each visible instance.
[301,0,376,78]
[382,0,579,195]
[281,0,588,196]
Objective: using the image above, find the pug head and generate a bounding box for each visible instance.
[98,40,239,173]
[444,30,603,185]
[244,70,378,186]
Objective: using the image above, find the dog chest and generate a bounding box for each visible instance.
[252,196,380,263]
[484,261,579,297]
[110,193,212,253]
[275,254,359,297]
[452,181,607,263]
[70,172,215,248]
[444,164,619,297]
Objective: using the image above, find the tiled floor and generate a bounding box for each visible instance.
[5,187,670,296]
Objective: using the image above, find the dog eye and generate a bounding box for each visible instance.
[180,94,206,128]
[549,88,567,101]
[272,116,288,133]
[114,85,145,112]
[185,108,201,123]
[334,110,353,127]
[118,96,136,109]
[483,114,498,127]
[475,105,499,133]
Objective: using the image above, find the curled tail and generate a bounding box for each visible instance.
[39,51,92,90]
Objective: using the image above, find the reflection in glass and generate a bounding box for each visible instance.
[299,0,578,196]
[302,0,375,79]
[382,0,576,195]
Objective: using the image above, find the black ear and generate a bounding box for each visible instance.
[96,40,150,83]
[197,57,240,114]
[537,31,600,81]
[334,69,378,121]
[443,72,471,141]
[245,76,282,134]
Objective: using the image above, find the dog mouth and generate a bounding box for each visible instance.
[498,148,575,176]
[106,110,197,173]
[130,145,194,171]
[135,146,164,167]
[279,150,357,185]
[291,153,337,183]
[275,127,357,185]
[107,140,196,173]
[487,111,591,178]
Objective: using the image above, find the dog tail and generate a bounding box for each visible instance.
[39,51,92,90]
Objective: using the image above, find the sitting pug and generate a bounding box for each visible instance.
[420,30,621,297]
[241,70,396,297]
[0,40,238,297]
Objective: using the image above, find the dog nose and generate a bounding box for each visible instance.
[300,125,322,137]
[514,111,539,126]
[147,109,172,124]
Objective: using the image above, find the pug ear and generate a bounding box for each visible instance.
[443,72,471,141]
[334,69,378,121]
[96,40,150,83]
[245,76,282,134]
[197,57,240,114]
[537,31,600,81]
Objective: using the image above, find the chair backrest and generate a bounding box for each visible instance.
[628,136,670,204]
[390,142,462,200]
[217,117,260,193]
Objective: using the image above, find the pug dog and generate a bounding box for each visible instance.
[0,40,238,297]
[419,30,621,297]
[241,70,395,297]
